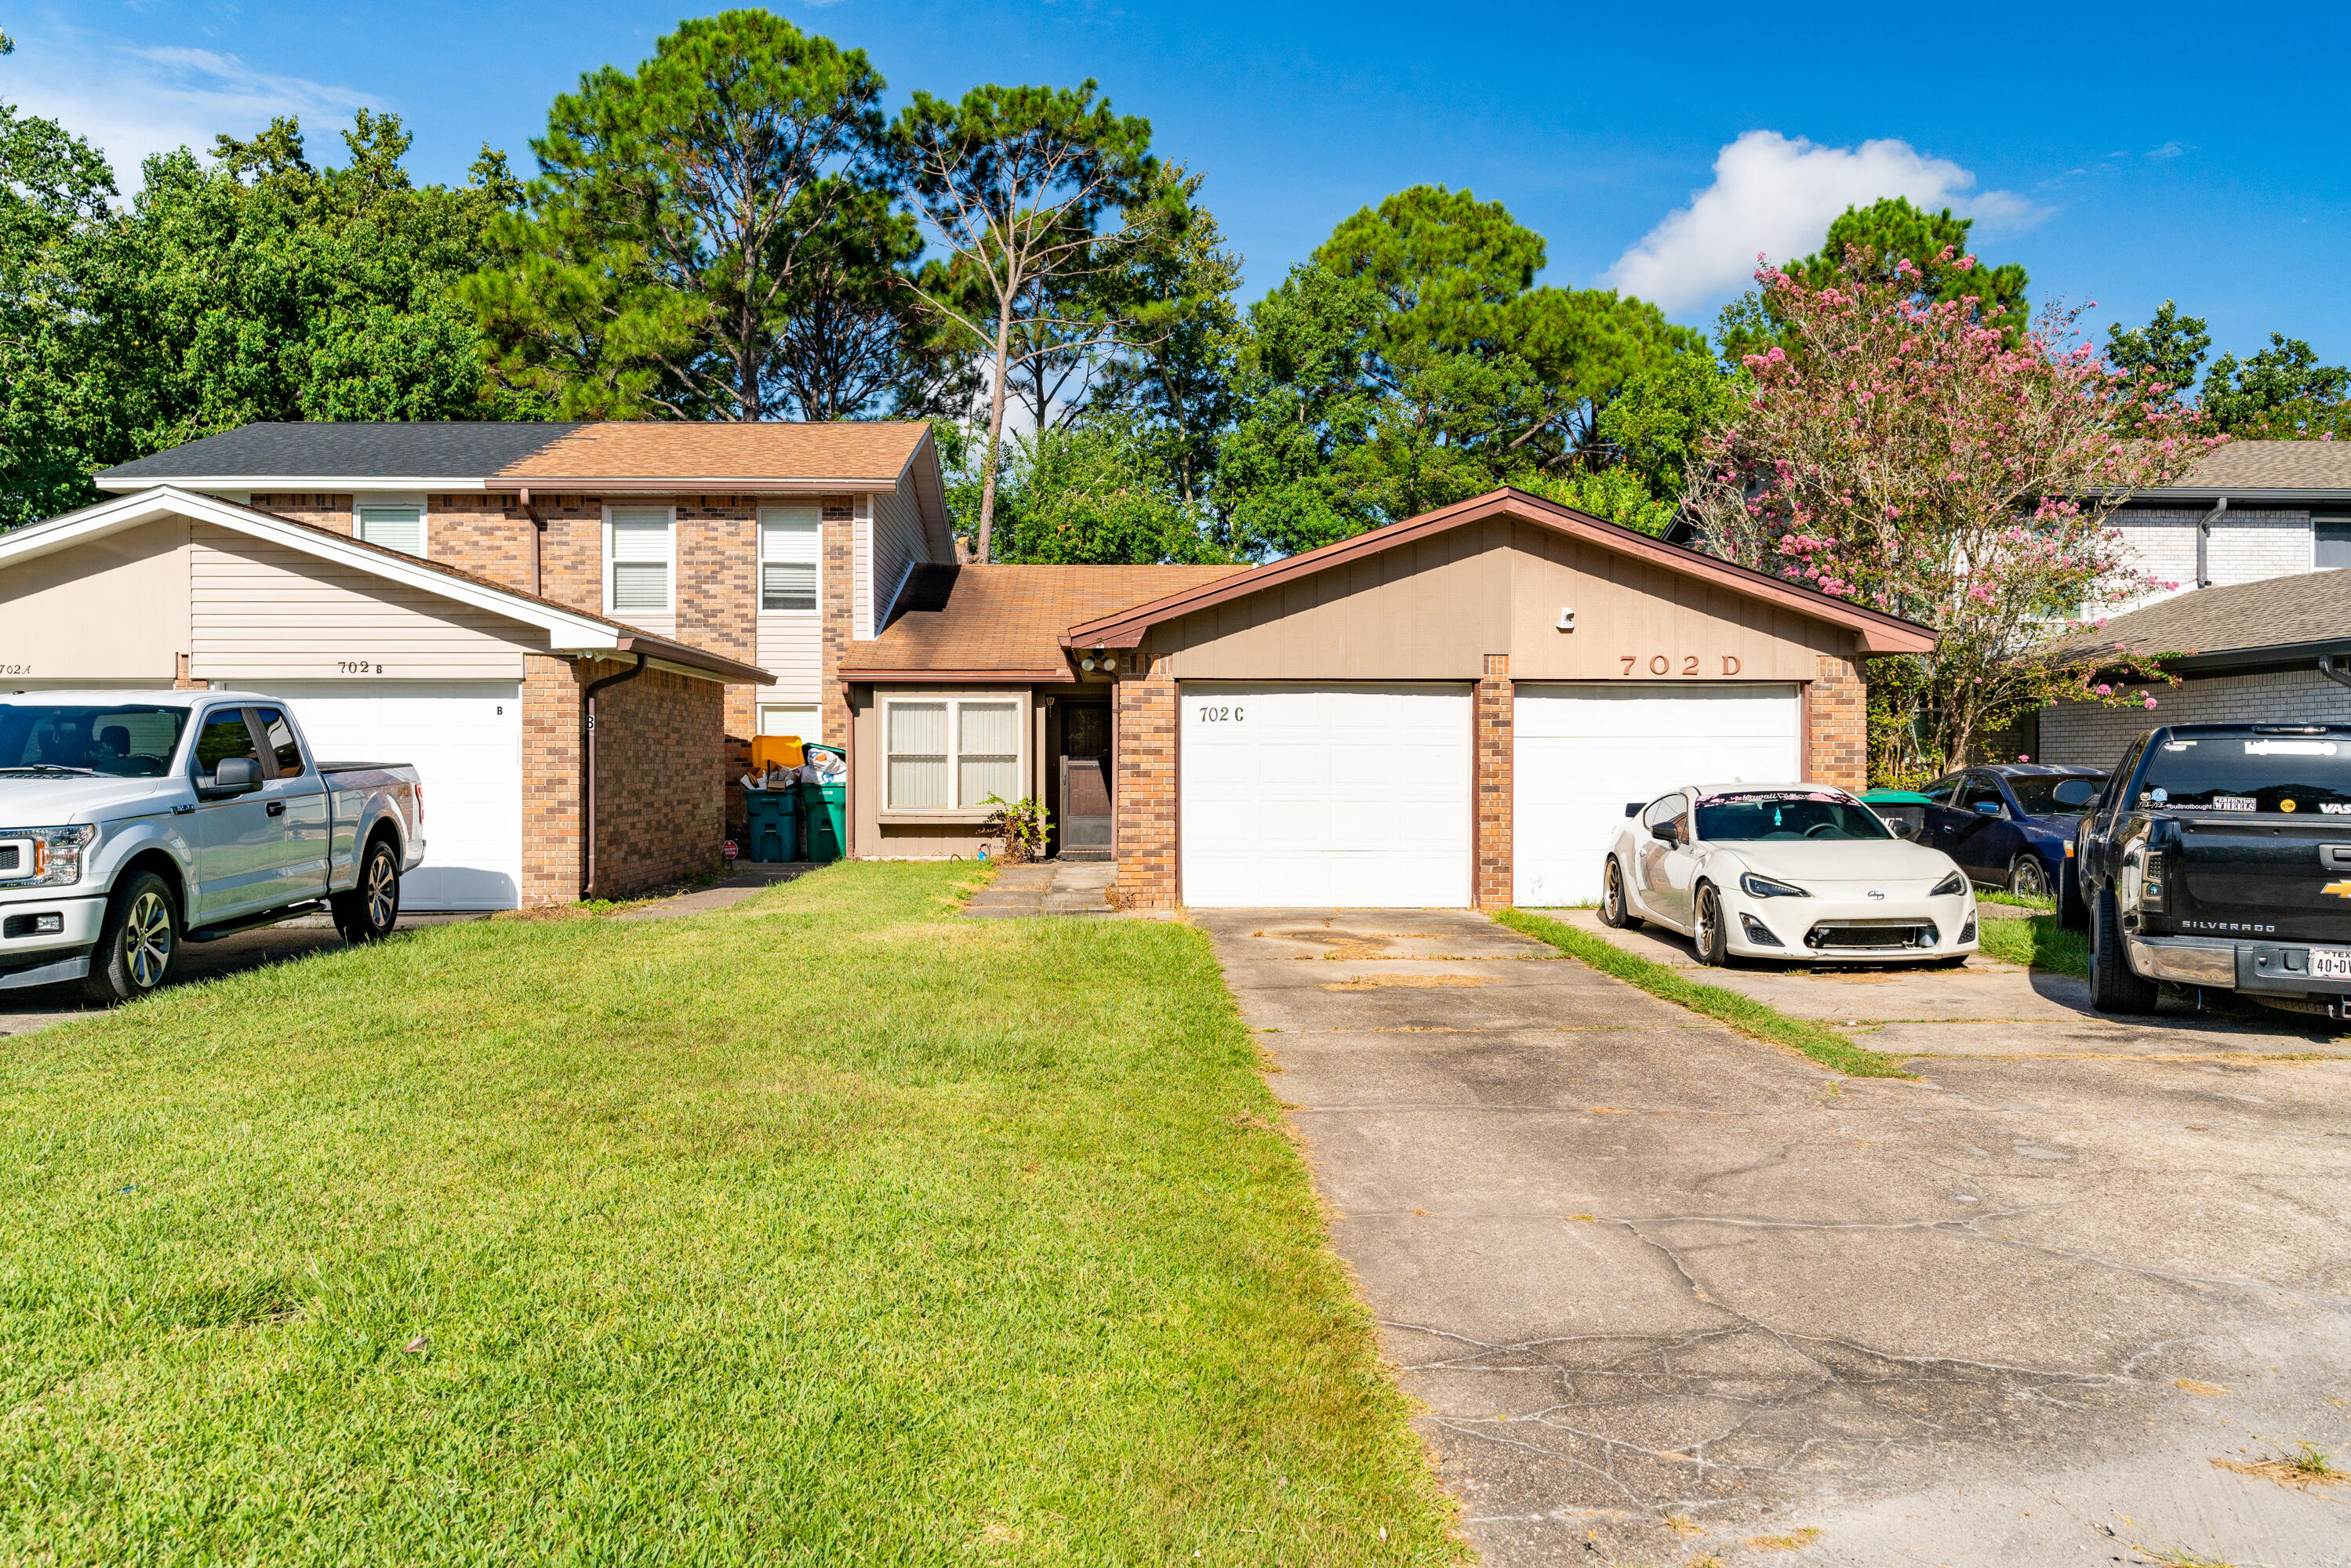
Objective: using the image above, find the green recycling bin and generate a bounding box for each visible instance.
[796,779,845,862]
[743,788,798,863]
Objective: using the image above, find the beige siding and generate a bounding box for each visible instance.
[756,612,822,702]
[1154,519,1850,683]
[0,523,191,682]
[869,477,931,632]
[187,523,546,681]
[852,499,875,641]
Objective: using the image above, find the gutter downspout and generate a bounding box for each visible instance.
[581,650,649,899]
[2321,652,2351,694]
[520,486,548,597]
[2197,495,2227,589]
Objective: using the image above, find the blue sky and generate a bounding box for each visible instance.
[12,0,2348,367]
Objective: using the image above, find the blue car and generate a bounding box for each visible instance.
[1919,764,2107,902]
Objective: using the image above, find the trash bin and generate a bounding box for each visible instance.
[743,787,799,863]
[804,747,851,865]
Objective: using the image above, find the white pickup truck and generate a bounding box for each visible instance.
[0,691,424,1003]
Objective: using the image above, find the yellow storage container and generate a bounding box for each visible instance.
[750,735,805,773]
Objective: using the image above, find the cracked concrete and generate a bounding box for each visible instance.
[1197,909,2351,1568]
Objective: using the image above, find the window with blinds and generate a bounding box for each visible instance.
[760,506,819,611]
[884,699,1026,811]
[609,508,673,613]
[354,503,424,557]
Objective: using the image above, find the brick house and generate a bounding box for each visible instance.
[0,484,773,906]
[2108,440,2351,612]
[838,489,1933,909]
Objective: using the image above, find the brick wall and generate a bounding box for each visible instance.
[2040,666,2351,766]
[251,495,354,534]
[2112,508,2314,611]
[1475,654,1513,909]
[1109,650,1179,909]
[586,658,727,898]
[819,503,855,746]
[1808,654,1867,789]
[520,654,583,906]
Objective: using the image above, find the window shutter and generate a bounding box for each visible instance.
[355,504,424,557]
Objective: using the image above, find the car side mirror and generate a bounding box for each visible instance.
[1649,821,1678,846]
[1973,800,2002,816]
[2052,779,2095,809]
[204,756,262,797]
[1886,816,1919,840]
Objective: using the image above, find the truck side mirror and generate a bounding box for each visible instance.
[2052,779,2095,809]
[205,756,262,797]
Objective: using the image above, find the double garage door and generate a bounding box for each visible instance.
[253,681,524,911]
[1179,682,1798,908]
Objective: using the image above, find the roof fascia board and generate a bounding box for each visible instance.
[3,486,623,650]
[2122,488,2351,506]
[551,644,774,686]
[839,668,1076,684]
[2100,637,2351,679]
[98,474,904,495]
[98,477,493,494]
[1062,491,1937,655]
[492,475,900,492]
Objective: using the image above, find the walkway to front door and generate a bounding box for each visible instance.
[960,860,1114,918]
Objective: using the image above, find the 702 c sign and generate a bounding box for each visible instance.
[1622,655,1744,677]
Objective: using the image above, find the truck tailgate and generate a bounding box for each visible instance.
[2176,818,2351,941]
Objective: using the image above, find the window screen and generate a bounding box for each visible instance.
[2317,517,2351,569]
[887,702,948,809]
[958,703,1020,806]
[760,507,819,611]
[354,503,424,556]
[610,509,672,612]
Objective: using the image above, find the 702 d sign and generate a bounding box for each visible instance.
[1621,655,1744,677]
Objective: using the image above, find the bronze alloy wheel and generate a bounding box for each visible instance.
[2010,855,2049,899]
[1693,884,1725,965]
[123,888,173,989]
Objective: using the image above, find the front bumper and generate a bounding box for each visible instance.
[0,894,104,989]
[1731,894,1979,961]
[2128,934,2351,1005]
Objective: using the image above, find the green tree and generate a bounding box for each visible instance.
[886,79,1162,561]
[469,11,897,422]
[2105,299,2211,412]
[1718,197,2028,358]
[1586,348,1745,503]
[2200,332,2351,437]
[994,412,1228,564]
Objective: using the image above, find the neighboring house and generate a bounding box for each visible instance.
[2037,568,2351,768]
[0,485,772,907]
[840,488,1936,909]
[90,421,957,758]
[2108,440,2351,611]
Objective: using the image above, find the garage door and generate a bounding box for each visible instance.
[256,681,524,910]
[1514,684,1800,906]
[1180,684,1470,907]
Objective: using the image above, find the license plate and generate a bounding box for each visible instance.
[2316,948,2351,981]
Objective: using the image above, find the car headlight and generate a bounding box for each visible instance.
[1739,872,1809,898]
[1930,870,1968,898]
[0,824,100,887]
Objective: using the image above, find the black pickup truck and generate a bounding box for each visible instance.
[2077,723,2351,1022]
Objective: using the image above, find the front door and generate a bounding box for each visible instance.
[1059,705,1113,857]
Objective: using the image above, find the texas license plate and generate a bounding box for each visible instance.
[2315,948,2351,981]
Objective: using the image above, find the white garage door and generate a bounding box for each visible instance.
[1180,684,1470,907]
[255,681,524,911]
[1514,684,1800,906]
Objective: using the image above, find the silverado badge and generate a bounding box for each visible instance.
[2327,880,2351,900]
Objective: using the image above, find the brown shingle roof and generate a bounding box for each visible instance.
[2162,440,2351,492]
[2062,568,2351,665]
[500,422,930,482]
[841,563,1251,678]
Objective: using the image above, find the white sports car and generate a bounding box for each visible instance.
[1601,782,1980,966]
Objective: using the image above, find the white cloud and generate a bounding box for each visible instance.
[1603,130,2040,313]
[5,24,376,191]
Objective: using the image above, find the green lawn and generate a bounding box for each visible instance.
[1974,911,2090,977]
[0,864,1460,1564]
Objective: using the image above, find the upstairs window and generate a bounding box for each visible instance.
[354,502,424,557]
[2318,516,2351,569]
[760,506,819,612]
[607,507,674,614]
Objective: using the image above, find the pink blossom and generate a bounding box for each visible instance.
[2095,684,2113,696]
[2142,696,2158,710]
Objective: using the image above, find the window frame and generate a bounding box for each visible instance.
[758,703,820,739]
[880,694,1030,816]
[603,503,678,617]
[351,494,428,558]
[2316,514,2351,570]
[758,504,821,615]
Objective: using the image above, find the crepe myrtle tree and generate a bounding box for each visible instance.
[1685,248,2216,782]
[886,80,1164,562]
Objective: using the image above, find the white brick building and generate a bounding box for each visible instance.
[2108,441,2351,612]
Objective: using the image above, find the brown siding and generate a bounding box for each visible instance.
[0,523,190,681]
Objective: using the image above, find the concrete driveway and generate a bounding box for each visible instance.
[1197,909,2351,1568]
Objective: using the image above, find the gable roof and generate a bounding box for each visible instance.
[95,420,935,492]
[2061,568,2351,676]
[1063,488,1939,655]
[2134,439,2351,499]
[0,486,772,685]
[840,563,1251,681]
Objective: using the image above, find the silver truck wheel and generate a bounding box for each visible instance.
[84,871,178,1005]
[332,838,402,943]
